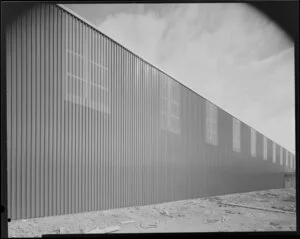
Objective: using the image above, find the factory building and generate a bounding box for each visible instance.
[4,3,295,220]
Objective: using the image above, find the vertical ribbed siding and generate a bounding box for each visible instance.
[6,3,293,220]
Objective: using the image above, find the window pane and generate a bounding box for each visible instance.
[175,118,180,134]
[90,64,107,87]
[66,76,86,98]
[293,155,295,170]
[233,118,240,152]
[273,142,276,163]
[161,77,169,96]
[170,116,180,134]
[206,102,210,144]
[263,137,267,160]
[251,129,256,157]
[280,147,283,165]
[213,107,218,145]
[206,117,210,144]
[233,118,236,149]
[67,51,84,78]
[170,116,175,133]
[171,82,179,102]
[161,98,169,112]
[161,112,168,130]
[206,101,218,145]
[170,102,179,117]
[91,85,109,110]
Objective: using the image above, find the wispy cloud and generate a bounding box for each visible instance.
[66,3,295,152]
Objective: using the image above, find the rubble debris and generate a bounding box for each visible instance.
[271,205,295,212]
[8,188,296,236]
[282,196,295,202]
[120,220,135,224]
[140,221,158,229]
[206,219,219,223]
[155,208,170,217]
[58,227,70,234]
[86,226,121,234]
[52,228,60,234]
[198,205,205,208]
[225,209,235,214]
[220,203,296,214]
[269,222,280,227]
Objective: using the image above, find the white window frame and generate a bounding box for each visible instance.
[290,153,293,169]
[233,118,241,152]
[263,137,268,161]
[65,18,110,114]
[251,128,256,157]
[285,150,289,167]
[206,101,218,146]
[272,142,276,163]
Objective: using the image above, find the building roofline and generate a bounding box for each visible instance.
[56,3,294,154]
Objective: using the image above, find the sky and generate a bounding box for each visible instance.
[64,3,295,153]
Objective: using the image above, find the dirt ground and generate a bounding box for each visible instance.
[8,188,296,237]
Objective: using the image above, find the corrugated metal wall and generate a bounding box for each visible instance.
[6,3,295,220]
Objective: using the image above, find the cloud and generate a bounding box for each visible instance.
[96,3,294,152]
[98,11,167,68]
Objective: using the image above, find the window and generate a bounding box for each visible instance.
[294,155,296,170]
[251,128,256,157]
[160,76,180,134]
[65,18,109,113]
[280,146,283,165]
[293,155,295,170]
[88,46,109,112]
[160,76,169,131]
[233,118,241,152]
[170,81,180,133]
[290,153,293,169]
[285,150,288,167]
[66,48,88,104]
[263,137,267,160]
[206,101,218,146]
[272,142,276,163]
